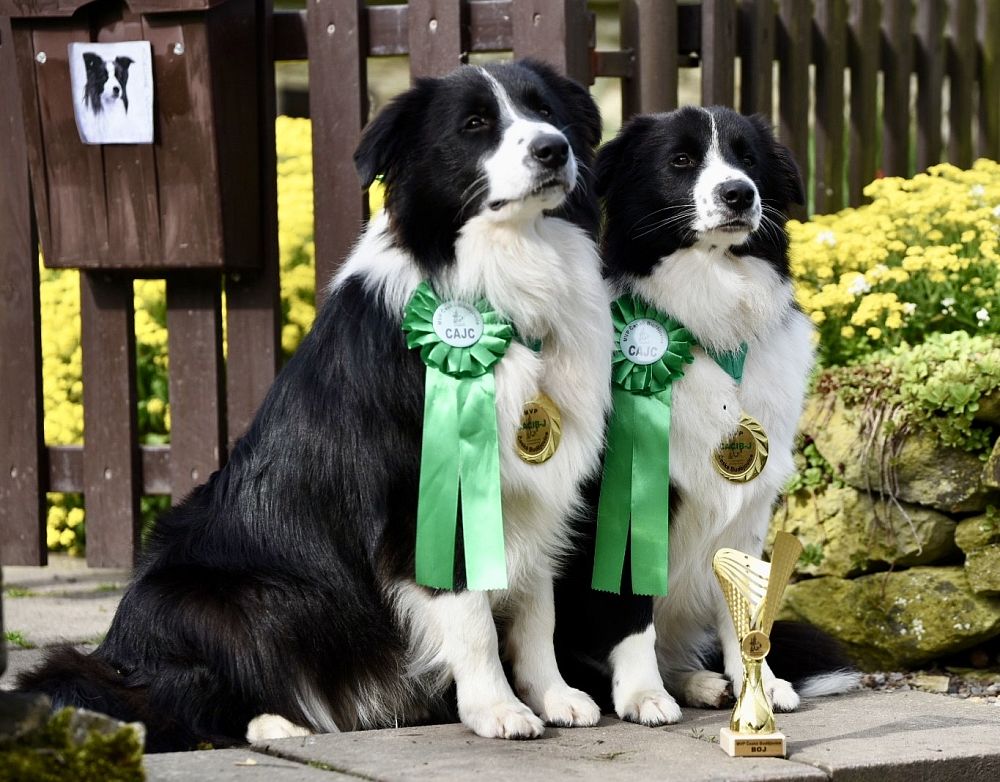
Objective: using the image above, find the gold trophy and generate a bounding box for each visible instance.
[712,531,803,758]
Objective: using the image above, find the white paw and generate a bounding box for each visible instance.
[536,685,601,728]
[461,699,546,739]
[767,677,800,712]
[683,670,733,708]
[616,688,682,726]
[246,714,312,742]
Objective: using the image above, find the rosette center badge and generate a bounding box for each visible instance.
[620,318,669,365]
[433,301,484,348]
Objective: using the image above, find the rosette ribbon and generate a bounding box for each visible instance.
[592,296,694,596]
[402,281,515,591]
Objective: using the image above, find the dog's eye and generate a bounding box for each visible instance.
[537,105,553,119]
[669,154,694,169]
[742,155,755,168]
[464,115,488,131]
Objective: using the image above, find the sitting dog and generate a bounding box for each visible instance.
[555,107,856,718]
[20,60,613,751]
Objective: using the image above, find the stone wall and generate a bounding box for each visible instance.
[770,395,1000,670]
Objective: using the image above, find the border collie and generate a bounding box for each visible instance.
[83,52,132,116]
[555,107,856,716]
[20,60,615,751]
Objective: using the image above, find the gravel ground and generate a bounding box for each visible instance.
[861,669,1000,704]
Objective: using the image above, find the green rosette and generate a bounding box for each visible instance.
[402,281,514,591]
[592,295,694,596]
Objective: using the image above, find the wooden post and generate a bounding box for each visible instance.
[813,0,847,214]
[946,0,975,167]
[881,0,913,178]
[621,0,678,120]
[978,0,1000,160]
[512,0,591,85]
[848,0,880,205]
[738,0,775,120]
[777,0,811,219]
[701,0,736,107]
[408,0,466,80]
[0,17,45,566]
[915,0,946,170]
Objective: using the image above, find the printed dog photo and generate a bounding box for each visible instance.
[69,41,154,145]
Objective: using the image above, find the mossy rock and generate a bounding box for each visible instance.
[965,544,1000,595]
[802,397,996,513]
[779,566,1000,670]
[771,485,957,577]
[0,702,145,782]
[955,514,1000,553]
[982,437,1000,489]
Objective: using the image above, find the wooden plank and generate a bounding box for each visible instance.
[848,0,880,206]
[408,0,465,80]
[738,0,775,119]
[881,0,913,177]
[915,0,946,170]
[307,0,368,304]
[224,0,281,447]
[166,274,225,503]
[48,444,171,496]
[512,0,591,85]
[813,0,847,214]
[80,273,140,567]
[976,0,999,160]
[701,0,736,107]
[621,0,677,119]
[592,49,632,79]
[777,0,811,219]
[947,0,975,167]
[0,17,45,566]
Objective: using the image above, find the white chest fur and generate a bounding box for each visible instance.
[336,212,613,590]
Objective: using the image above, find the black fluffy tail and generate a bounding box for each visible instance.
[16,646,203,752]
[767,620,860,697]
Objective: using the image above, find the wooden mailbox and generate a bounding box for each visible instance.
[0,0,264,270]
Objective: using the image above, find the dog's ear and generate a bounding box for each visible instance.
[518,59,602,149]
[115,56,134,70]
[83,52,103,74]
[749,114,805,207]
[353,82,431,190]
[596,115,654,199]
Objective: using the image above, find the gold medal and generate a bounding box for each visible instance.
[712,412,768,482]
[740,630,771,660]
[516,393,561,464]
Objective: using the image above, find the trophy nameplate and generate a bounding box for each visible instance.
[713,531,803,758]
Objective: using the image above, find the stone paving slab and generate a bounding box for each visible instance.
[253,717,828,782]
[144,749,356,781]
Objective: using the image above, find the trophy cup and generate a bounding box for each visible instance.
[712,531,803,758]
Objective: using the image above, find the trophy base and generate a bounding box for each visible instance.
[719,728,786,758]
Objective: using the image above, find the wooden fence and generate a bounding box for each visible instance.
[1,0,998,568]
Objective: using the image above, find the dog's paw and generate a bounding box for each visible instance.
[768,677,800,712]
[246,714,312,742]
[536,685,601,728]
[616,688,682,726]
[461,699,546,740]
[683,670,733,709]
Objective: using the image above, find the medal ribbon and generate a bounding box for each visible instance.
[402,282,514,590]
[592,296,694,596]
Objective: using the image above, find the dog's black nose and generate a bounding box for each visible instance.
[112,86,120,97]
[717,179,757,211]
[529,134,569,170]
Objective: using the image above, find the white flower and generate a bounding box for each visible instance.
[942,297,955,307]
[970,184,985,198]
[993,204,1000,218]
[816,230,837,247]
[902,302,917,315]
[847,275,871,296]
[977,308,990,323]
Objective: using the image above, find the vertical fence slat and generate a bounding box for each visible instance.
[701,0,736,107]
[947,0,976,167]
[512,0,591,85]
[848,0,880,206]
[408,0,465,80]
[777,0,811,219]
[621,0,677,119]
[0,17,45,566]
[916,0,946,170]
[308,0,368,303]
[225,0,281,448]
[81,274,140,567]
[738,0,775,119]
[976,0,999,160]
[167,274,225,503]
[813,0,847,214]
[881,0,913,178]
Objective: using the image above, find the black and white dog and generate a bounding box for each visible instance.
[82,52,132,116]
[554,107,856,718]
[21,60,616,750]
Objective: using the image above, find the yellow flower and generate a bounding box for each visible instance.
[841,326,855,339]
[867,327,882,340]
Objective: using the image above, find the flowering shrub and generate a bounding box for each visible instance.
[791,159,1000,367]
